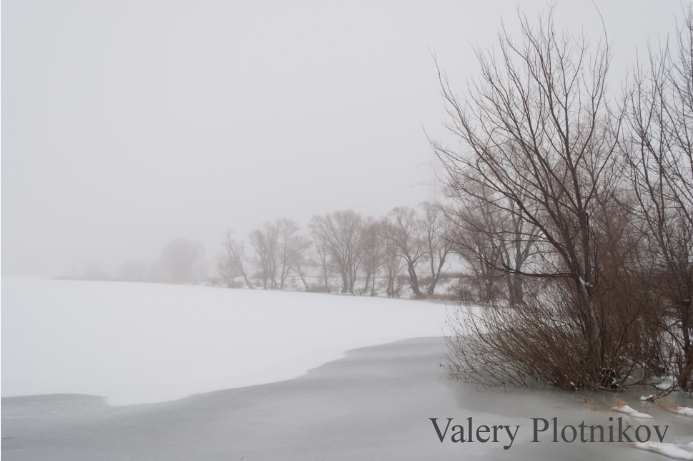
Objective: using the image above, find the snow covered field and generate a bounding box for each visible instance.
[2,277,449,405]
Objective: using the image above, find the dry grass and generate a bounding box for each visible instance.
[613,397,628,408]
[579,395,612,411]
[426,293,456,301]
[655,396,681,411]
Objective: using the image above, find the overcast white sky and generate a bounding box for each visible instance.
[2,0,688,276]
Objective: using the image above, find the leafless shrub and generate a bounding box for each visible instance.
[444,268,663,390]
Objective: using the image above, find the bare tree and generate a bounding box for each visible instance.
[275,217,311,290]
[446,185,506,302]
[447,180,539,303]
[383,206,427,297]
[623,8,693,390]
[219,230,253,288]
[419,201,455,295]
[309,220,334,293]
[432,10,661,389]
[249,221,280,289]
[217,254,235,287]
[380,221,405,297]
[309,210,363,294]
[292,253,314,292]
[359,218,386,296]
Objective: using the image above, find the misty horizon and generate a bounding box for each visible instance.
[3,0,688,277]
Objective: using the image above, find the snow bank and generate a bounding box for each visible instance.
[611,404,653,419]
[669,407,693,416]
[657,376,676,390]
[635,442,693,460]
[2,277,450,405]
[639,395,693,416]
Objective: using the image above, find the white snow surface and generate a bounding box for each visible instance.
[2,277,450,405]
[610,404,653,419]
[635,442,693,460]
[657,376,676,390]
[671,407,693,416]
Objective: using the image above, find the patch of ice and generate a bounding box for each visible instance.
[611,404,653,419]
[635,442,693,460]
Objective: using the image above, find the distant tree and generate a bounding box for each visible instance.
[249,221,280,289]
[380,221,405,297]
[383,206,427,297]
[84,264,109,280]
[309,220,334,293]
[419,202,455,295]
[447,184,506,302]
[160,238,205,281]
[359,218,386,296]
[309,210,363,293]
[275,217,311,290]
[292,253,314,291]
[447,181,538,303]
[118,261,147,280]
[219,230,253,288]
[148,261,165,280]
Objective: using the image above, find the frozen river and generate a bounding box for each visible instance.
[4,278,693,460]
[2,277,448,405]
[5,337,693,460]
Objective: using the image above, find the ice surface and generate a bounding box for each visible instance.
[9,337,693,461]
[2,277,449,405]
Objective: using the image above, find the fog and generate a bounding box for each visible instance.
[2,0,686,277]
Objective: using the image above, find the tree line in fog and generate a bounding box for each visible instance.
[217,202,455,298]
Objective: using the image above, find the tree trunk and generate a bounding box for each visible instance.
[341,272,349,293]
[427,255,448,295]
[407,258,422,296]
[298,273,309,292]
